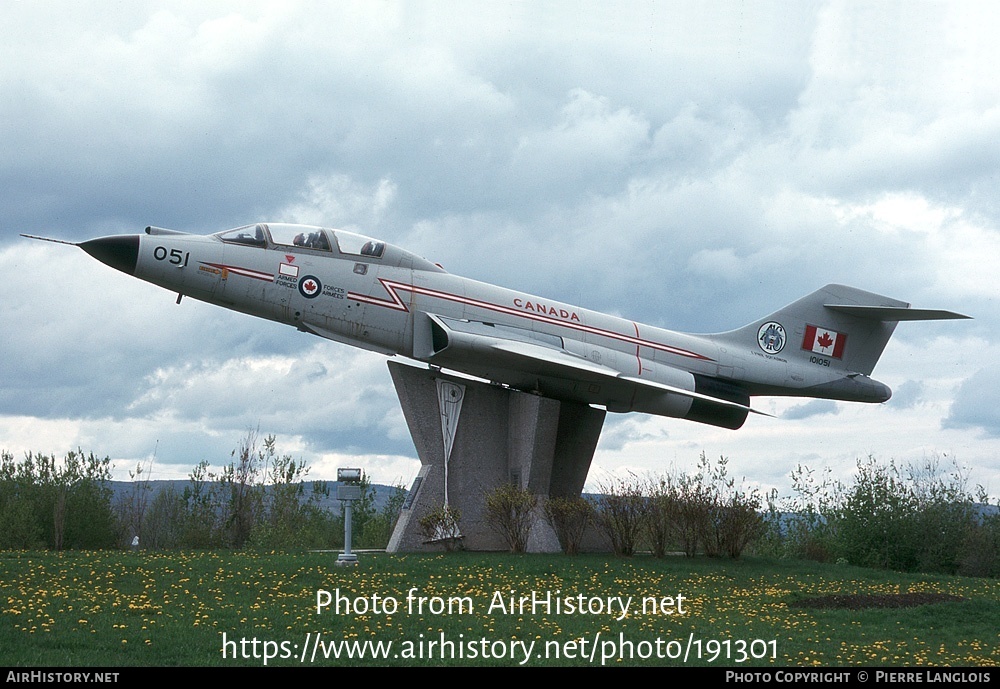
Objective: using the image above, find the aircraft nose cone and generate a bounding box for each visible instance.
[80,235,139,275]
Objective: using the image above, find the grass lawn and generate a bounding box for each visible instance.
[1,549,998,667]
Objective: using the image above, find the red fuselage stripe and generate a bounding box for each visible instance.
[350,278,713,362]
[633,321,644,372]
[208,264,713,362]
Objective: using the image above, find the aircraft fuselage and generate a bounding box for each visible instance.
[57,222,967,430]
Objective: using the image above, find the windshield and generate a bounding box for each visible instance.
[215,224,266,247]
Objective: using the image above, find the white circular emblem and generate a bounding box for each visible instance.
[757,321,786,354]
[298,275,322,299]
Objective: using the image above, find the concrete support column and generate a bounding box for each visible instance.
[386,361,605,553]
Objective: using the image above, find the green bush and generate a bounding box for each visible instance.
[641,477,673,558]
[594,475,647,556]
[484,483,537,553]
[418,504,462,551]
[0,449,116,550]
[774,455,992,575]
[542,496,594,555]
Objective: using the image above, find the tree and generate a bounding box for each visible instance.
[116,458,153,548]
[220,429,267,548]
[0,449,115,550]
[180,460,224,547]
[0,451,42,549]
[362,481,407,549]
[141,486,185,549]
[248,436,339,550]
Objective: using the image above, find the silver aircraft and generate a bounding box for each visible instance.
[24,223,969,430]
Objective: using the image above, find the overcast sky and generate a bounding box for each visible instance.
[2,1,999,502]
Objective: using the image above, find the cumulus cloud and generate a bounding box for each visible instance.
[277,174,399,234]
[1,2,997,493]
[597,416,669,452]
[782,400,839,421]
[508,89,650,197]
[943,369,1000,438]
[887,380,925,410]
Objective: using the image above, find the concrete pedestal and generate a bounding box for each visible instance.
[386,361,606,553]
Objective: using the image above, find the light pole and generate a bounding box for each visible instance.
[337,467,362,566]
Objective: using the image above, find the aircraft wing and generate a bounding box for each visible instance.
[492,341,768,416]
[426,314,768,417]
[490,339,625,378]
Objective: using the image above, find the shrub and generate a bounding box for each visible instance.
[642,476,674,558]
[712,493,767,559]
[770,464,844,561]
[779,454,990,575]
[685,454,765,559]
[543,496,594,555]
[834,457,922,570]
[484,484,537,553]
[829,455,985,573]
[594,475,647,556]
[666,471,713,558]
[418,505,462,551]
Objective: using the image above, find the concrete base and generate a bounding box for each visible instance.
[335,554,358,566]
[386,361,606,553]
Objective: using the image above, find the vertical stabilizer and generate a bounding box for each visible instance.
[713,284,969,376]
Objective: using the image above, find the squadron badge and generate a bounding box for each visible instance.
[757,321,786,354]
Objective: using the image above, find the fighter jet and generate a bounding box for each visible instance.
[24,223,969,430]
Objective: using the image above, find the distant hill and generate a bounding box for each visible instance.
[108,479,404,515]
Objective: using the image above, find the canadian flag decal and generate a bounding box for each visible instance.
[802,325,847,358]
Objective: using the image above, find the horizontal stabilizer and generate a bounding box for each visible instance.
[824,304,971,321]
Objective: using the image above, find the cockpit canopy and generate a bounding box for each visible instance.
[215,223,385,259]
[212,222,445,273]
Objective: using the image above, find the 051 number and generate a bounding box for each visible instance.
[153,246,190,267]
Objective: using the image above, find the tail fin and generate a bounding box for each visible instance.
[714,284,970,376]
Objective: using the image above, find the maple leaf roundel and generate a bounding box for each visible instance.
[298,275,322,299]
